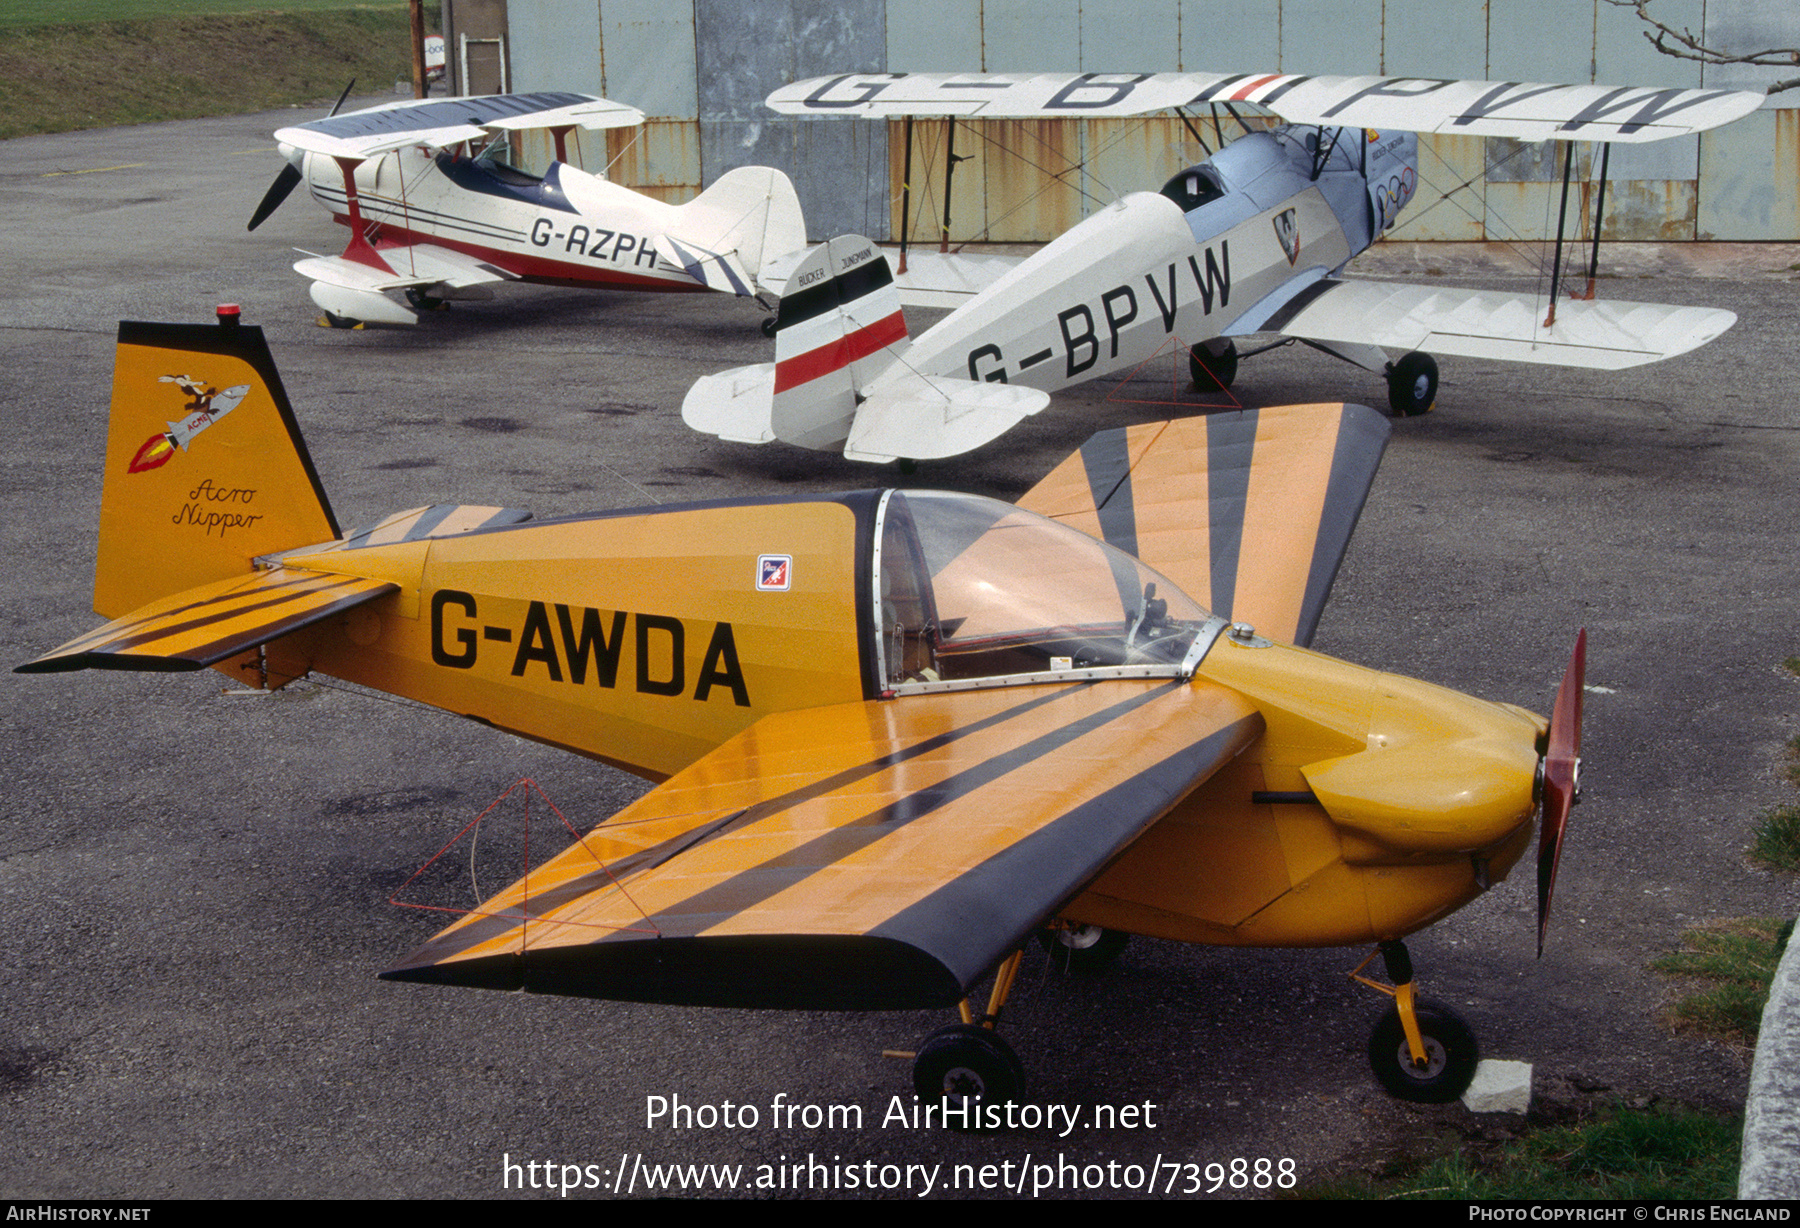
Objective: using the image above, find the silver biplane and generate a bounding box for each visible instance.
[684,71,1760,462]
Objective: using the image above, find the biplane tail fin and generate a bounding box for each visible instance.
[681,236,1048,461]
[89,310,341,622]
[659,166,807,295]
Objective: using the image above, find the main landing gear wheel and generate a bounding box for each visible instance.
[405,287,448,311]
[1038,923,1129,975]
[760,315,779,338]
[1386,351,1438,416]
[1367,998,1478,1103]
[1188,339,1239,391]
[318,311,363,330]
[911,1024,1025,1128]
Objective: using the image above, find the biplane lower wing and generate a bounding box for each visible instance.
[296,245,515,294]
[18,567,395,673]
[383,681,1264,1009]
[1018,404,1390,647]
[1260,279,1738,370]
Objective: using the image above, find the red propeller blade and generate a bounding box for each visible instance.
[1536,629,1586,955]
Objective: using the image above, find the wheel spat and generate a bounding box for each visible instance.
[1536,629,1585,956]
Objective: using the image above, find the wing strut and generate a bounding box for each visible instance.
[1545,142,1577,325]
[1576,144,1612,300]
[899,116,914,274]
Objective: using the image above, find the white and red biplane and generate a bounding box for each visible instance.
[248,92,807,328]
[683,71,1761,462]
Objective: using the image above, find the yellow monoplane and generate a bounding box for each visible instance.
[20,304,1582,1110]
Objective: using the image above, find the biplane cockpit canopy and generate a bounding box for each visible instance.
[874,491,1214,692]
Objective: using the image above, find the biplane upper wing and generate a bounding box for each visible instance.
[1017,405,1390,648]
[383,681,1263,1009]
[1250,278,1738,371]
[768,72,1763,142]
[275,92,645,161]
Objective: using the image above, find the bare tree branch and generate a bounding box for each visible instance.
[1604,0,1798,94]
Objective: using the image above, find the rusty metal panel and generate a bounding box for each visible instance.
[983,0,1082,71]
[697,0,886,236]
[1085,116,1188,206]
[600,0,699,118]
[1176,0,1279,70]
[888,0,983,70]
[1601,179,1697,240]
[1698,107,1800,240]
[603,118,703,197]
[1276,0,1380,73]
[1486,0,1595,82]
[1378,0,1488,78]
[1387,133,1487,242]
[508,1,603,94]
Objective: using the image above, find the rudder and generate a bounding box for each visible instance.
[96,310,339,619]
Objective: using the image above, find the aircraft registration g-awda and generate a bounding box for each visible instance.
[21,305,1585,1112]
[682,69,1760,463]
[246,91,806,328]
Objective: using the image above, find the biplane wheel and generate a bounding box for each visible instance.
[1038,923,1129,975]
[404,287,448,311]
[760,315,779,338]
[1188,339,1239,391]
[319,311,363,330]
[1367,998,1478,1104]
[1386,351,1438,417]
[912,1024,1025,1126]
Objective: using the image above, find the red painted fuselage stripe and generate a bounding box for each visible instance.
[772,311,908,394]
[1230,74,1284,101]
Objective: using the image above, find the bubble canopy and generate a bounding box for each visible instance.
[873,491,1222,692]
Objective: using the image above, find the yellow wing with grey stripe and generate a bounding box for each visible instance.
[16,566,395,673]
[382,679,1264,1009]
[1017,405,1389,647]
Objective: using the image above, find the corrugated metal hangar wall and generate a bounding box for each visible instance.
[442,0,1798,244]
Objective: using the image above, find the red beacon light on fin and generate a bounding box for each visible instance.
[216,304,241,329]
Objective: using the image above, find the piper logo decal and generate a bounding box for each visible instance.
[757,555,792,591]
[128,375,251,473]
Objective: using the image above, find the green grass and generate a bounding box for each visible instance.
[1753,804,1800,872]
[1784,656,1800,678]
[0,5,436,139]
[1304,1102,1742,1199]
[1653,917,1790,1045]
[1,1,401,31]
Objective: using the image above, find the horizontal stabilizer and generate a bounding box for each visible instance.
[18,567,394,674]
[1019,405,1391,647]
[845,371,1050,463]
[1268,280,1737,370]
[382,683,1262,1009]
[653,236,756,297]
[682,363,778,444]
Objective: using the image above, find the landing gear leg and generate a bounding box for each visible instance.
[1350,940,1479,1103]
[910,949,1027,1128]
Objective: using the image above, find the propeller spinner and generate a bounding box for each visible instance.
[1536,628,1586,955]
